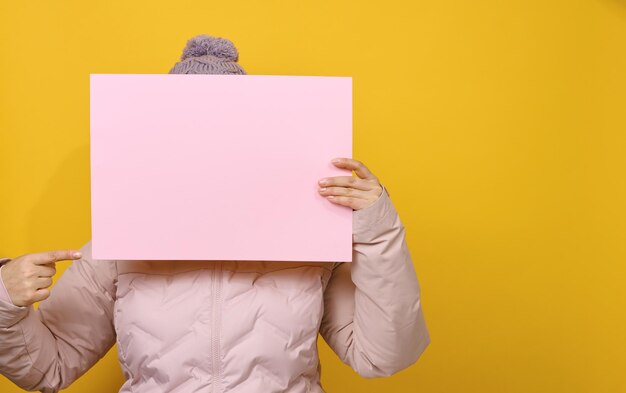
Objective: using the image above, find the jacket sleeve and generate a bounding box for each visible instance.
[0,241,117,392]
[319,185,430,378]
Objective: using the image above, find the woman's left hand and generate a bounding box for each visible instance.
[318,158,383,211]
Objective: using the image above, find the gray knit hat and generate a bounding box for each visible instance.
[168,34,247,75]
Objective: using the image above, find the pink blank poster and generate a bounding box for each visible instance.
[90,74,352,262]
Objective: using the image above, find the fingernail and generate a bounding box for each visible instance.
[332,158,341,164]
[73,252,82,258]
[319,187,327,192]
[319,179,328,185]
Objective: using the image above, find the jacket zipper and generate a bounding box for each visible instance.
[212,261,223,393]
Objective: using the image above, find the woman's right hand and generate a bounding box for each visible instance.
[0,250,82,307]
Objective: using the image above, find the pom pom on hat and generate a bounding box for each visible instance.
[169,34,246,74]
[181,34,239,62]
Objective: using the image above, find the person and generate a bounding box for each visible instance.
[0,34,430,393]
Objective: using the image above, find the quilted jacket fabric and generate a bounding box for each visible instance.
[0,186,429,392]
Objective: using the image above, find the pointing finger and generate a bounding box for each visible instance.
[32,250,82,265]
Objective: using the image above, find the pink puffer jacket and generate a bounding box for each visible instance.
[0,186,429,392]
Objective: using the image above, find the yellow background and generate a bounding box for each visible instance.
[1,0,625,392]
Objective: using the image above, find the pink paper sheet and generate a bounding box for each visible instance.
[90,74,352,261]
